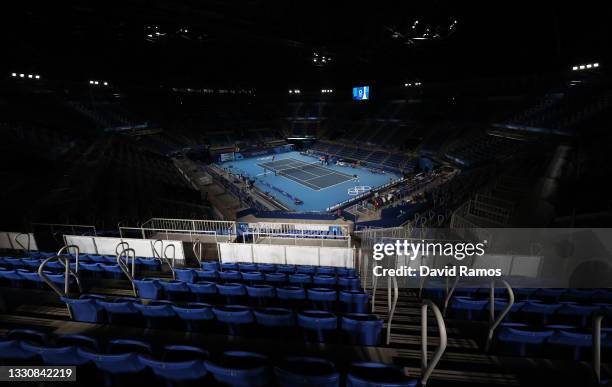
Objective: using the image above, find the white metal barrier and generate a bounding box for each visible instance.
[64,235,185,261]
[0,232,38,251]
[141,218,236,235]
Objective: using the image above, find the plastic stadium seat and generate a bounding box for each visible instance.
[187,281,217,303]
[264,272,287,284]
[100,264,125,279]
[533,288,566,303]
[171,303,215,332]
[337,268,356,277]
[496,328,555,357]
[297,310,338,343]
[546,330,609,361]
[133,302,177,329]
[342,314,384,346]
[201,261,219,271]
[221,262,239,271]
[307,288,337,311]
[275,356,340,387]
[22,258,42,270]
[107,339,152,355]
[6,329,47,344]
[487,300,526,322]
[563,289,597,302]
[339,290,369,314]
[276,286,307,308]
[56,334,100,351]
[87,255,111,264]
[159,280,190,301]
[449,297,489,321]
[138,355,208,386]
[219,269,242,281]
[162,345,209,362]
[134,278,163,300]
[136,258,161,272]
[174,268,197,283]
[0,339,41,364]
[241,271,265,283]
[20,342,89,365]
[296,265,316,275]
[520,302,562,325]
[253,307,295,338]
[61,297,104,323]
[257,263,276,273]
[338,276,361,291]
[205,351,271,387]
[513,288,537,300]
[317,267,336,276]
[77,349,147,387]
[213,305,254,336]
[4,257,25,269]
[347,362,417,387]
[80,262,105,277]
[288,273,312,286]
[276,264,296,274]
[98,299,141,325]
[555,304,600,328]
[196,269,219,281]
[246,284,275,306]
[216,282,247,304]
[19,270,47,288]
[238,263,258,272]
[313,275,337,287]
[0,269,25,287]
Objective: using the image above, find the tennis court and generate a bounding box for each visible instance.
[258,158,356,191]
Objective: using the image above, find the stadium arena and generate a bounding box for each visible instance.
[1,1,612,386]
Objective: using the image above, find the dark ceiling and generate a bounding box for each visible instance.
[3,0,610,90]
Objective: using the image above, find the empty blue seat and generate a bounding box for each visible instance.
[296,265,316,275]
[80,262,105,277]
[276,286,307,309]
[56,334,99,351]
[520,302,562,325]
[257,263,276,273]
[555,304,600,327]
[159,280,190,300]
[338,276,361,290]
[342,314,384,346]
[219,270,242,281]
[496,328,555,357]
[4,257,25,269]
[264,272,287,284]
[201,261,219,271]
[337,268,355,277]
[174,268,197,283]
[136,258,161,271]
[546,330,599,361]
[0,339,41,364]
[196,269,219,281]
[276,264,296,274]
[213,305,254,336]
[7,329,47,344]
[307,288,337,311]
[221,262,239,271]
[87,255,111,264]
[171,303,215,332]
[205,351,270,387]
[139,356,208,385]
[246,284,275,306]
[217,282,247,304]
[100,264,125,279]
[449,297,489,321]
[21,258,42,270]
[275,356,340,387]
[77,349,147,387]
[20,342,88,365]
[134,278,162,300]
[288,273,312,286]
[297,310,338,343]
[317,267,336,276]
[133,302,177,328]
[253,308,295,338]
[0,269,25,287]
[61,297,104,323]
[107,339,152,355]
[98,299,140,325]
[19,271,46,288]
[163,345,209,361]
[242,271,265,283]
[347,362,417,387]
[339,290,369,313]
[238,263,258,272]
[187,281,218,303]
[313,275,336,287]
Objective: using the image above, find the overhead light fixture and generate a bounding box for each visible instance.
[594,63,599,67]
[19,73,25,78]
[11,72,16,77]
[35,75,40,79]
[573,62,601,71]
[103,82,108,86]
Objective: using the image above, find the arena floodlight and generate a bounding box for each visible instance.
[587,64,592,68]
[28,74,33,78]
[594,63,599,67]
[103,82,108,86]
[579,65,585,69]
[572,66,578,70]
[35,75,40,79]
[94,81,99,85]
[11,72,16,77]
[89,80,94,84]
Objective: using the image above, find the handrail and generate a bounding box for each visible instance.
[115,241,130,257]
[193,238,203,264]
[386,276,399,345]
[485,278,514,352]
[592,309,612,383]
[14,233,31,253]
[442,276,460,316]
[55,245,82,293]
[421,300,447,386]
[164,244,177,280]
[117,247,137,296]
[38,256,67,298]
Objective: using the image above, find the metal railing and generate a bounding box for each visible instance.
[485,278,515,352]
[421,300,448,386]
[117,247,137,297]
[38,245,82,317]
[14,233,32,253]
[193,238,203,264]
[152,239,176,279]
[592,309,612,384]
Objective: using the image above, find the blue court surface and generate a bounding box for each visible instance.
[218,151,401,211]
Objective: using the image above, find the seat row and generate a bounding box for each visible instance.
[0,333,414,386]
[0,255,162,271]
[62,295,382,346]
[424,287,612,303]
[201,261,357,277]
[449,296,612,328]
